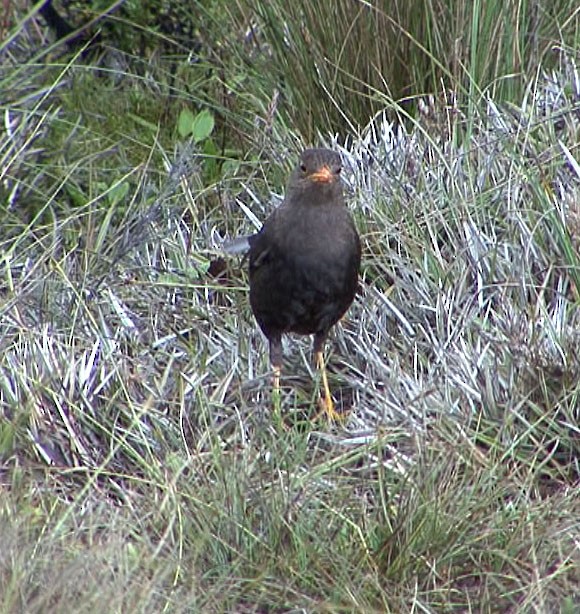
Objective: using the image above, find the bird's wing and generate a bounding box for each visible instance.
[247,206,285,270]
[248,231,273,269]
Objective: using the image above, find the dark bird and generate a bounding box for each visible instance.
[227,148,361,418]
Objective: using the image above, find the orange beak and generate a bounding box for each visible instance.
[309,165,334,183]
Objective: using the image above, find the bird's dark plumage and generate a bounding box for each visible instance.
[244,148,361,417]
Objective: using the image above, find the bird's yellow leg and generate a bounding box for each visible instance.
[271,364,284,428]
[315,351,342,421]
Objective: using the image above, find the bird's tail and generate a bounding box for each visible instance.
[222,235,252,255]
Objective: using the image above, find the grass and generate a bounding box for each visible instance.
[1,2,580,612]
[237,0,579,139]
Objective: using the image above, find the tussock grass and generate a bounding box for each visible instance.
[1,3,580,613]
[237,0,579,139]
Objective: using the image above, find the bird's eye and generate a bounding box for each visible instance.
[336,166,342,174]
[300,163,307,172]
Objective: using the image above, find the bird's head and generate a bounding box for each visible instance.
[287,148,344,204]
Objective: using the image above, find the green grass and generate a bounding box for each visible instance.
[1,2,580,612]
[236,0,579,139]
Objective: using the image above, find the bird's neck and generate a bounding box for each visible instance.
[288,186,342,207]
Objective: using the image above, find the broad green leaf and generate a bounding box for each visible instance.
[191,109,215,143]
[177,108,195,138]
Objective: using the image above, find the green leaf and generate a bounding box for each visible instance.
[177,108,195,138]
[191,109,215,143]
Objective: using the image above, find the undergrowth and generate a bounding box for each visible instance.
[1,2,580,612]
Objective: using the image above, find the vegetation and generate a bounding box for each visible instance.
[1,1,579,611]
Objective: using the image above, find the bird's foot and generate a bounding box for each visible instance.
[316,394,346,421]
[314,351,348,422]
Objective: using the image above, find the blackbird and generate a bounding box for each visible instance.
[229,148,361,418]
